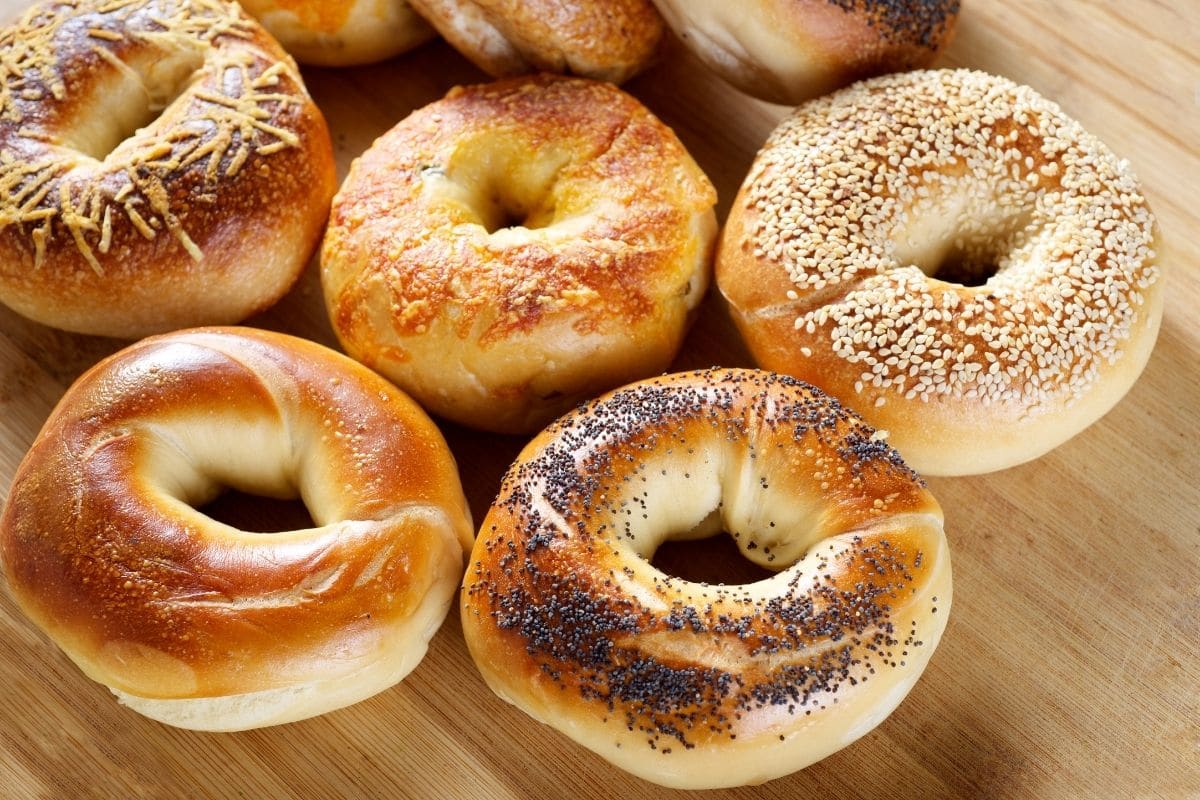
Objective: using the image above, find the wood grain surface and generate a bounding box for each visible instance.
[1,1,1197,798]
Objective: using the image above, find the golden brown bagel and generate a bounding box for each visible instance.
[321,74,717,434]
[238,0,435,66]
[717,70,1164,476]
[461,368,952,789]
[406,0,663,83]
[0,327,473,731]
[0,0,336,338]
[651,0,959,105]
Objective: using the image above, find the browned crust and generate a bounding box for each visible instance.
[326,75,709,343]
[461,368,949,781]
[473,0,663,82]
[0,327,472,700]
[408,0,663,83]
[321,74,717,433]
[0,0,336,337]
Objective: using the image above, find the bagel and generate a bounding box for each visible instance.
[321,74,717,434]
[461,368,952,789]
[0,327,473,731]
[651,0,959,105]
[238,0,435,66]
[0,0,336,338]
[405,0,663,83]
[717,69,1164,476]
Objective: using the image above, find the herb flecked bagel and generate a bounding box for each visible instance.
[321,74,717,434]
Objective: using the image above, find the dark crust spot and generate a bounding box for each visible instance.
[831,0,961,48]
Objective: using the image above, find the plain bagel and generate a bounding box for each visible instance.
[462,368,952,789]
[0,0,336,337]
[717,69,1164,476]
[0,327,473,731]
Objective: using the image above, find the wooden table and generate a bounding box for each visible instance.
[1,2,1196,797]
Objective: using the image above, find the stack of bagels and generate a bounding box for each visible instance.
[0,0,1163,791]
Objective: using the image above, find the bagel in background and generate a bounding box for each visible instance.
[0,327,473,731]
[651,0,959,105]
[405,0,664,83]
[238,0,435,66]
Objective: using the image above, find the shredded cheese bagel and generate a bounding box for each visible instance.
[0,0,336,337]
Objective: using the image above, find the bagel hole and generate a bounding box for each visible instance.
[904,208,1036,289]
[482,194,554,234]
[197,489,316,534]
[485,204,526,234]
[927,245,999,287]
[650,531,776,586]
[64,47,204,161]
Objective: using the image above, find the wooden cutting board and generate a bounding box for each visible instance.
[0,2,1196,798]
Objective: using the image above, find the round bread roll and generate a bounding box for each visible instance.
[0,327,473,731]
[238,0,435,66]
[651,0,959,105]
[462,368,952,789]
[405,0,663,83]
[0,0,336,338]
[321,74,717,434]
[717,69,1164,476]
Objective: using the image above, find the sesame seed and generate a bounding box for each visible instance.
[735,69,1159,410]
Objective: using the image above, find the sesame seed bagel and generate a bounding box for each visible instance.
[461,368,951,789]
[717,69,1164,476]
[0,0,336,338]
[321,74,717,434]
[0,327,473,731]
[650,0,959,106]
[405,0,663,83]
[238,0,435,66]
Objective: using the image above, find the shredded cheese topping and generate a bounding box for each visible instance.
[0,0,304,272]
